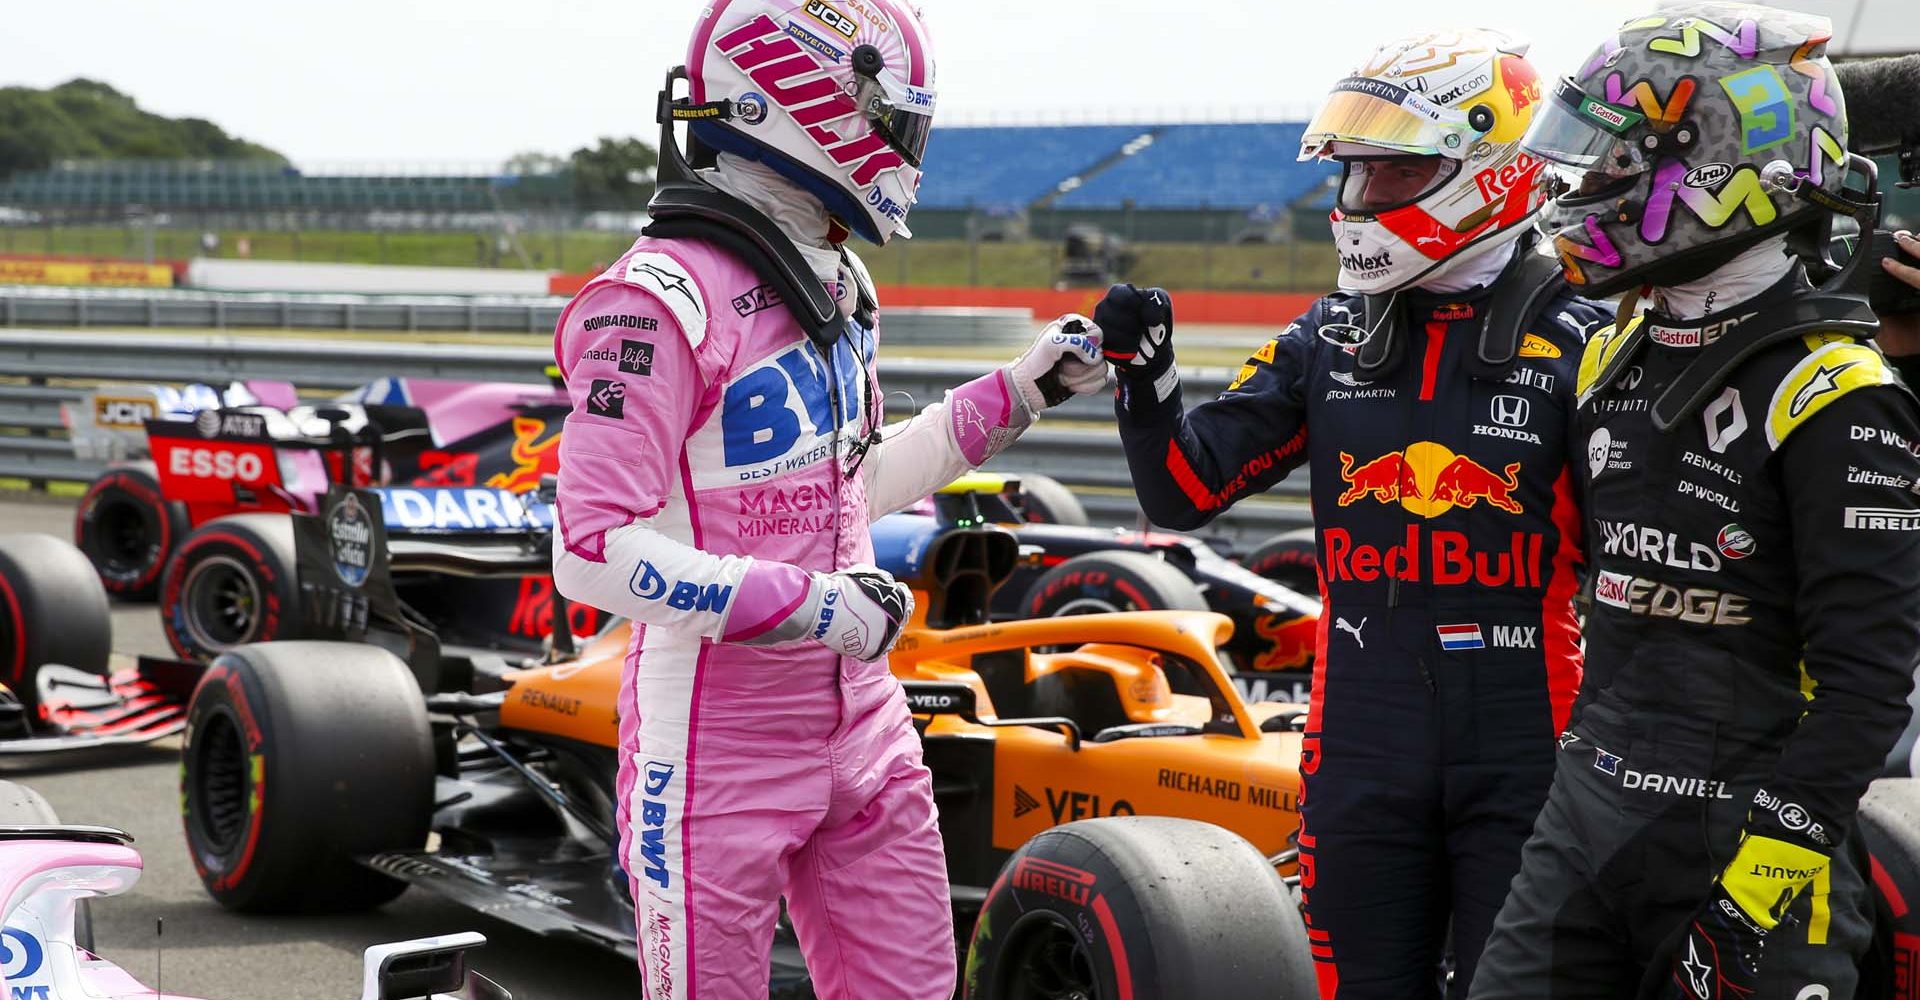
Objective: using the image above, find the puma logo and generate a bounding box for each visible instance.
[1335,616,1367,648]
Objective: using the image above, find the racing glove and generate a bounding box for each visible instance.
[740,564,915,662]
[929,315,1106,468]
[1652,791,1833,1000]
[1093,284,1180,405]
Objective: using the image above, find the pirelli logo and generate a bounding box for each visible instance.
[1843,507,1920,531]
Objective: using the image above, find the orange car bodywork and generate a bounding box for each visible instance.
[499,609,1307,870]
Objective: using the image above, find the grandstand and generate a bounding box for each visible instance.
[0,160,574,221]
[909,122,1335,242]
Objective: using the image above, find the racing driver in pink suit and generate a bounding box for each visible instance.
[549,3,1107,997]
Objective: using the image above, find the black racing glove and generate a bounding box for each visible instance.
[1093,284,1179,404]
[1650,885,1767,1000]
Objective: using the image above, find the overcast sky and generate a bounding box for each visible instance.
[1,0,1904,170]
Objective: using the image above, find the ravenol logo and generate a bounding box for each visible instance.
[1336,442,1524,516]
[638,761,676,890]
[628,561,733,614]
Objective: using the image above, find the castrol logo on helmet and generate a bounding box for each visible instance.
[714,14,909,188]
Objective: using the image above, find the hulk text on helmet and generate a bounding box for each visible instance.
[1523,1,1853,296]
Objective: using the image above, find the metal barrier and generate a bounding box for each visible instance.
[0,286,1039,345]
[0,330,1311,542]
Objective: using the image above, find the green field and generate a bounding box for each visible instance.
[0,226,1341,292]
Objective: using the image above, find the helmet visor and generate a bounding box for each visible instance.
[855,70,936,168]
[1523,80,1653,204]
[1301,77,1478,160]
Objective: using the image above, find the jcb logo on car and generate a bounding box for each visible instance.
[168,446,267,483]
[94,396,155,427]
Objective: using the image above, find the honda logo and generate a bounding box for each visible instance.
[1492,395,1531,428]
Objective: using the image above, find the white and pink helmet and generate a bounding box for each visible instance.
[685,0,937,245]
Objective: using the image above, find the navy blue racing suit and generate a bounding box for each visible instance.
[1115,285,1605,998]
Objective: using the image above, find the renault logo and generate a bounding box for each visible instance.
[1492,395,1531,428]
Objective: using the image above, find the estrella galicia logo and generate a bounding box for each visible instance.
[327,493,374,587]
[588,379,627,419]
[0,926,44,981]
[620,341,654,377]
[638,760,676,889]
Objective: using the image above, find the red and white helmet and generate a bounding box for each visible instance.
[1300,29,1548,293]
[686,0,937,245]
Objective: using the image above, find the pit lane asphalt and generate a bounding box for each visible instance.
[0,492,641,1000]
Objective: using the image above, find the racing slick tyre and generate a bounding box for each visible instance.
[160,515,304,662]
[1023,551,1207,620]
[1244,527,1320,598]
[964,817,1313,999]
[0,534,112,710]
[73,461,188,602]
[1016,474,1090,527]
[0,779,94,953]
[1853,778,1920,996]
[182,641,433,913]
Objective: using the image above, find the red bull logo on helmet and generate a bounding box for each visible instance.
[1336,442,1525,517]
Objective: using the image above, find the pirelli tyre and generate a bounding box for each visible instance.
[1023,551,1206,620]
[73,461,188,601]
[1016,474,1090,527]
[964,817,1313,999]
[182,641,433,912]
[0,534,112,710]
[1244,527,1320,598]
[1853,778,1920,996]
[160,515,304,662]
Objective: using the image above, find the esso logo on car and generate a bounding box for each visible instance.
[169,446,267,482]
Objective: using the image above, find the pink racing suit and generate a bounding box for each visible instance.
[551,236,1024,1000]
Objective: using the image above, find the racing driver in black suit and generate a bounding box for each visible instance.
[1098,29,1607,999]
[1468,5,1920,998]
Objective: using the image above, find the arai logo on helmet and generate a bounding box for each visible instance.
[1684,163,1734,189]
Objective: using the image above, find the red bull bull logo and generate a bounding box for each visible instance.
[1337,443,1524,517]
[487,417,563,493]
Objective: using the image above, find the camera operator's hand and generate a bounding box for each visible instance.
[1880,231,1920,358]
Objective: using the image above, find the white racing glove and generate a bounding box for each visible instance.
[744,564,915,661]
[1005,314,1108,414]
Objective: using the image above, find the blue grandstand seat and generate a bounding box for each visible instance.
[915,125,1150,211]
[1052,124,1334,211]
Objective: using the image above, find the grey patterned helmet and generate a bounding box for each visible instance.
[1523,2,1851,296]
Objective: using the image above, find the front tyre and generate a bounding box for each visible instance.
[0,534,112,710]
[964,817,1314,999]
[181,641,433,913]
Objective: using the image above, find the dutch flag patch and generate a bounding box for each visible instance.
[1435,623,1485,651]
